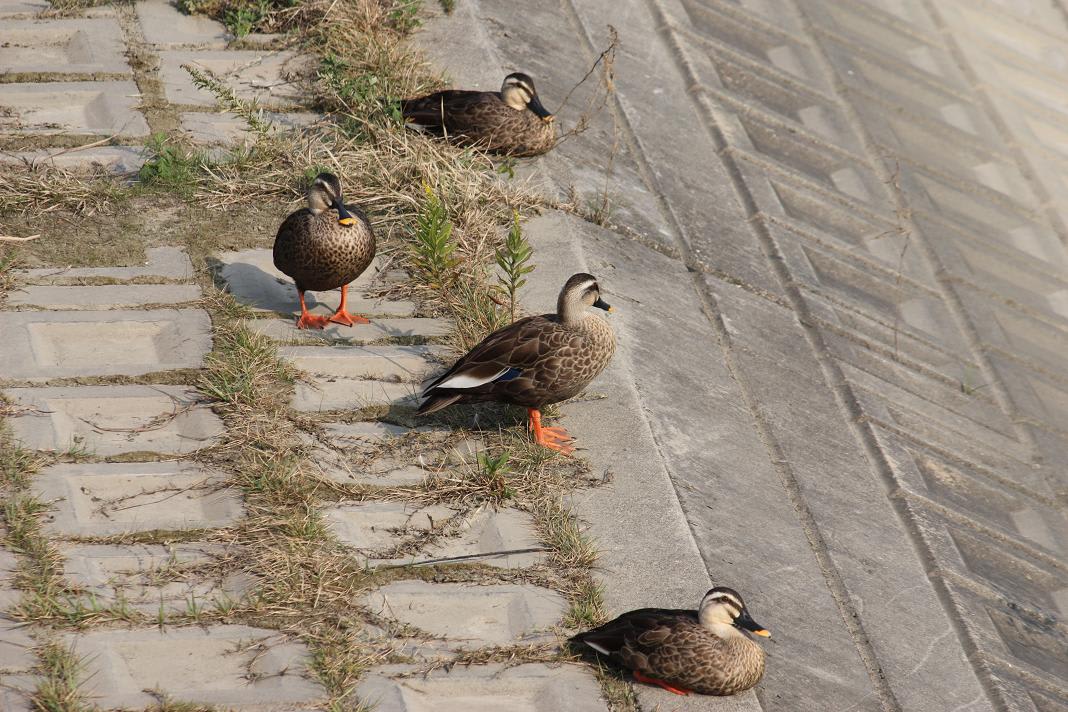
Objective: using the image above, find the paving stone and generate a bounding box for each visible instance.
[157,50,312,107]
[292,378,418,412]
[0,309,211,380]
[4,385,224,455]
[321,421,437,443]
[325,501,543,568]
[278,344,445,381]
[59,543,252,613]
[0,146,145,173]
[315,459,432,487]
[135,0,229,47]
[356,663,608,712]
[378,507,544,569]
[33,461,244,536]
[323,502,456,553]
[0,18,128,74]
[445,438,487,465]
[247,316,449,343]
[0,672,36,712]
[6,284,201,309]
[19,247,193,282]
[0,548,18,611]
[66,625,325,708]
[365,581,565,647]
[0,81,149,136]
[181,110,319,144]
[0,0,48,14]
[0,618,35,673]
[217,248,415,316]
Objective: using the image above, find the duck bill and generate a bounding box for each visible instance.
[593,297,613,312]
[736,611,771,638]
[528,95,554,123]
[334,200,356,226]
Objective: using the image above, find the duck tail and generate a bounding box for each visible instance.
[415,392,463,416]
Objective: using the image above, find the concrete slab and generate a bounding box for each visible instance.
[4,385,224,455]
[0,81,149,136]
[66,625,325,708]
[0,146,145,174]
[33,461,244,536]
[315,460,432,487]
[278,344,444,381]
[292,378,418,412]
[59,543,252,613]
[18,247,193,282]
[0,618,35,673]
[217,248,414,316]
[181,110,319,144]
[376,506,545,569]
[0,673,35,712]
[355,663,608,712]
[365,581,565,646]
[0,18,128,74]
[247,317,449,344]
[0,309,211,380]
[6,284,201,309]
[135,0,229,48]
[321,421,431,443]
[157,50,312,107]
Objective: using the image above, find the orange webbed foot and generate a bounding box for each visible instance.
[632,670,690,696]
[539,426,574,443]
[329,309,370,327]
[296,312,332,330]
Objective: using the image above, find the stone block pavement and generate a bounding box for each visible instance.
[3,0,1068,710]
[0,0,320,171]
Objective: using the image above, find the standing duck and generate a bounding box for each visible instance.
[417,273,615,454]
[570,587,770,696]
[273,172,376,330]
[400,72,556,157]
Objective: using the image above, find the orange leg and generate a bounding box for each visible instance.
[329,284,371,326]
[296,290,331,330]
[527,408,575,455]
[632,670,690,696]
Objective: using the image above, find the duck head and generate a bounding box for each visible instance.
[501,72,554,123]
[558,272,612,325]
[307,172,357,226]
[698,587,771,639]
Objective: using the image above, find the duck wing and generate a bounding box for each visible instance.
[418,314,578,413]
[570,608,698,661]
[401,90,503,132]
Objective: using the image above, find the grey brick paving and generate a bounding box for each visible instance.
[135,0,229,48]
[365,581,565,647]
[4,384,224,454]
[157,50,312,107]
[6,284,201,309]
[0,82,150,136]
[181,110,319,144]
[0,19,129,74]
[33,461,244,536]
[247,316,449,343]
[66,625,326,708]
[0,309,211,380]
[0,147,146,174]
[355,663,608,711]
[18,247,193,282]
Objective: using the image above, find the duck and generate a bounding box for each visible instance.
[273,172,376,330]
[569,586,770,696]
[417,272,615,454]
[400,72,556,157]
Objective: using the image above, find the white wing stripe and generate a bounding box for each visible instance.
[436,367,512,390]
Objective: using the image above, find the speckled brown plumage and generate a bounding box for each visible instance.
[273,203,375,293]
[417,273,615,454]
[571,588,769,696]
[401,73,557,157]
[417,274,614,413]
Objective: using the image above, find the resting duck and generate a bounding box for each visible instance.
[417,273,615,454]
[570,587,770,696]
[400,72,556,157]
[272,172,376,330]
